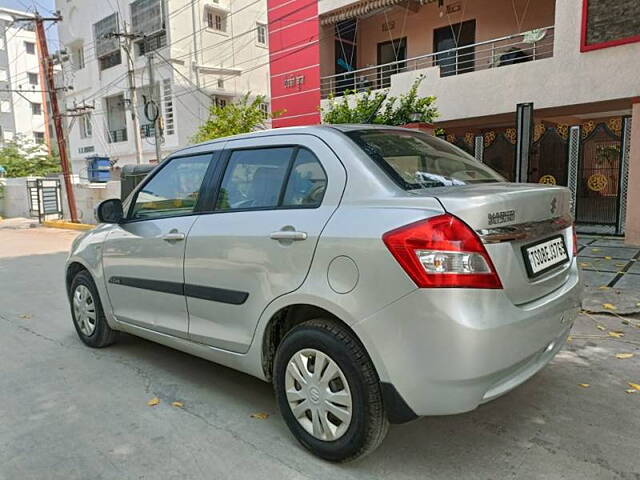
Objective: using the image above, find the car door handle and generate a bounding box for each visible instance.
[162,232,186,242]
[269,230,307,241]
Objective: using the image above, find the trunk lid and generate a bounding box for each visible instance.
[411,183,575,305]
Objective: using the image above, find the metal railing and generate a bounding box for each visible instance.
[140,124,157,138]
[107,128,128,143]
[321,27,554,98]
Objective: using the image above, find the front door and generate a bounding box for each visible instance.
[102,153,215,337]
[184,135,347,353]
[434,20,476,76]
[377,37,406,89]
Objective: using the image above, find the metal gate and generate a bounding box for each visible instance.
[529,125,568,186]
[482,131,517,181]
[26,178,63,223]
[575,122,623,234]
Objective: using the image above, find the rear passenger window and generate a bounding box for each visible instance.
[216,147,294,210]
[282,149,327,207]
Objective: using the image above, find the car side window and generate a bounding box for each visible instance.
[216,147,294,210]
[130,154,212,220]
[281,149,327,207]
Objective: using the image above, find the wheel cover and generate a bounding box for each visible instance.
[73,285,97,336]
[284,348,353,441]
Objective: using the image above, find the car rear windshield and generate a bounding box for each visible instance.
[346,129,504,190]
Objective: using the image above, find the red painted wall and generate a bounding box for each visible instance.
[268,0,321,128]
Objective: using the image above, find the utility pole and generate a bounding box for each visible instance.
[112,28,144,164]
[146,53,162,162]
[30,13,79,223]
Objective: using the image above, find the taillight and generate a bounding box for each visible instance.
[572,223,578,256]
[382,214,502,289]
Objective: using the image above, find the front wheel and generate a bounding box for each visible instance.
[274,319,388,462]
[70,270,117,348]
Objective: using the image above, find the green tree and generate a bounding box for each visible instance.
[192,94,274,143]
[0,135,60,178]
[321,75,438,125]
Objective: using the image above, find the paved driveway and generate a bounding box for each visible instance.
[1,226,639,479]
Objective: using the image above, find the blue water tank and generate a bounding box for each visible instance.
[86,156,111,183]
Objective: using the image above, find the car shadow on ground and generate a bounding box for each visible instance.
[2,248,638,478]
[95,330,635,479]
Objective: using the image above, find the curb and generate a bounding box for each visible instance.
[43,220,94,231]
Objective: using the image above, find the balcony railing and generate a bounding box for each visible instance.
[107,128,128,143]
[321,27,554,98]
[140,124,157,138]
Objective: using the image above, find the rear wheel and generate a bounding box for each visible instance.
[274,319,388,462]
[70,270,116,348]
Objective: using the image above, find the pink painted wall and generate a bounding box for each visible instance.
[321,0,556,77]
[268,0,321,127]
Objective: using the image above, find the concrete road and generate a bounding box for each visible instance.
[1,226,639,480]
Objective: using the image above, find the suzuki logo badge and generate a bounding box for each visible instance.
[550,197,557,215]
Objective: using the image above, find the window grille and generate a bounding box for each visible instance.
[94,14,120,59]
[131,0,165,37]
[163,78,175,135]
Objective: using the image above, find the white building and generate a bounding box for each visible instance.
[0,8,47,148]
[55,0,270,176]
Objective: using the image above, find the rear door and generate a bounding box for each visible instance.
[184,135,347,353]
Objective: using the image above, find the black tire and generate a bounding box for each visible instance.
[69,270,117,348]
[274,319,388,462]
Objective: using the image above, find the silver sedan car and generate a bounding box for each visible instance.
[66,125,581,462]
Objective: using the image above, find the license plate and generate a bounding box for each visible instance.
[522,235,569,278]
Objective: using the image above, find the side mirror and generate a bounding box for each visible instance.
[96,198,124,224]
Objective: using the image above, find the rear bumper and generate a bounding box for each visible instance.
[353,263,582,419]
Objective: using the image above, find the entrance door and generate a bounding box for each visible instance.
[575,122,623,233]
[434,20,476,77]
[335,19,358,94]
[184,135,347,353]
[377,37,406,88]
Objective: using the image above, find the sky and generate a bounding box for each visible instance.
[0,0,59,42]
[0,0,56,15]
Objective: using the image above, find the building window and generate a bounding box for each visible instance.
[0,37,5,50]
[80,114,92,139]
[136,31,167,56]
[72,45,85,71]
[207,10,227,32]
[34,131,45,144]
[25,41,35,54]
[256,23,267,46]
[212,96,228,108]
[217,78,224,89]
[31,102,42,115]
[259,102,269,119]
[28,72,39,86]
[94,13,121,71]
[0,69,7,82]
[105,94,128,143]
[131,0,166,56]
[162,78,175,135]
[0,100,11,112]
[99,51,122,71]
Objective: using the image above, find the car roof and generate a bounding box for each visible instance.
[170,124,413,157]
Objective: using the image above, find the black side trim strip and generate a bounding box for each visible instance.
[108,276,249,305]
[380,382,418,424]
[109,276,183,295]
[184,284,249,305]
